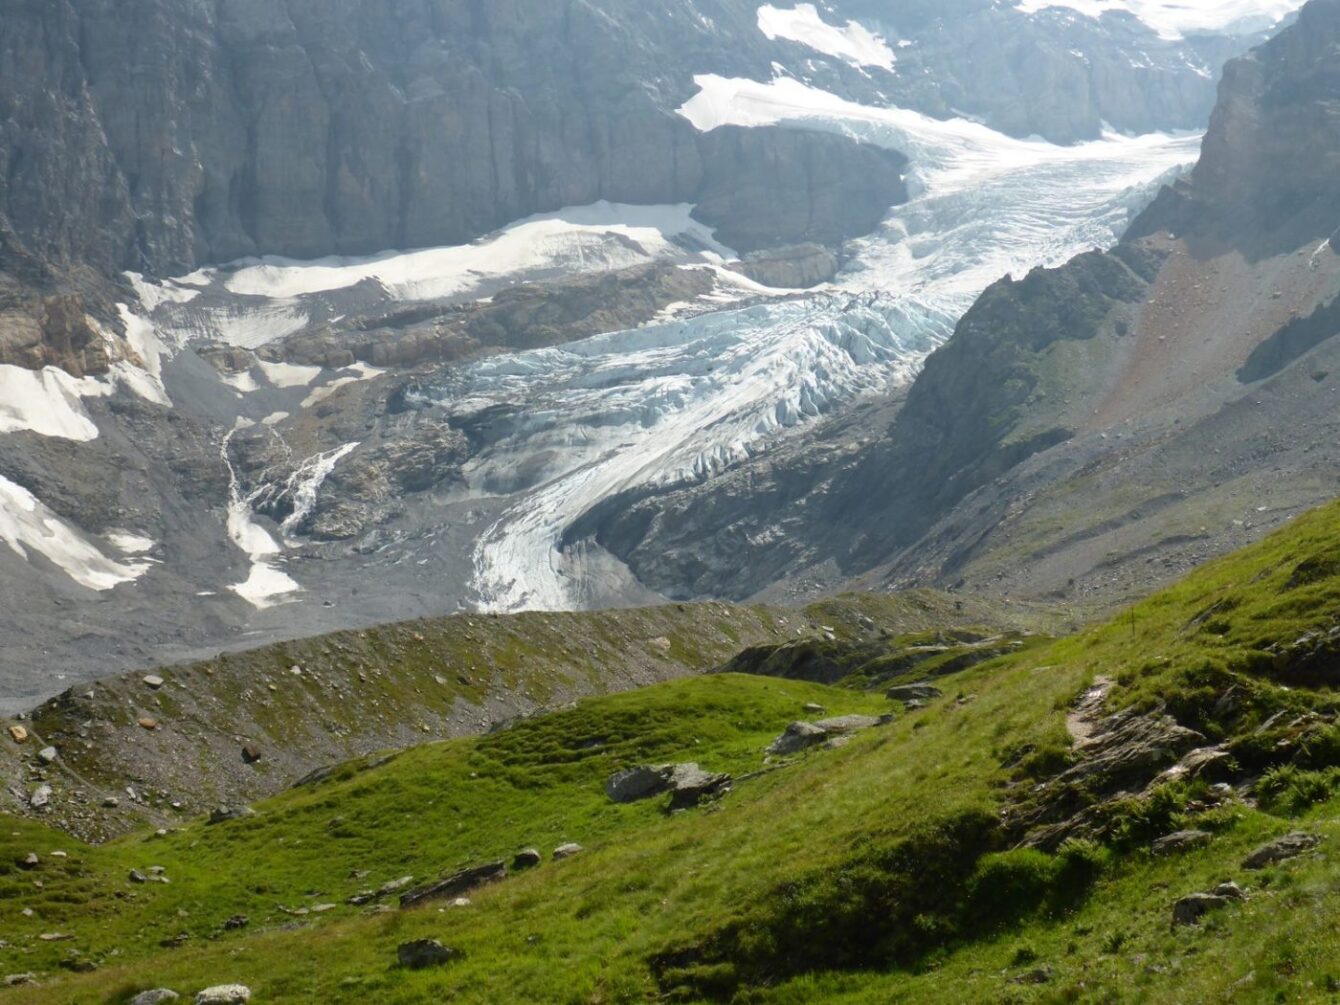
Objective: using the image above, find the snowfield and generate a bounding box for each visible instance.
[1012,0,1302,40]
[757,4,897,70]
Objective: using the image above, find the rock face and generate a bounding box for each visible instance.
[1130,0,1340,256]
[0,0,907,280]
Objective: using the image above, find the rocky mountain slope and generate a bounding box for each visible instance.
[0,0,1295,708]
[596,0,1340,614]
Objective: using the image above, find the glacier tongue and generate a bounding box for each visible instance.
[454,84,1201,614]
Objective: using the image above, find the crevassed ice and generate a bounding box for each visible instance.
[757,4,897,70]
[456,77,1199,613]
[1013,0,1302,41]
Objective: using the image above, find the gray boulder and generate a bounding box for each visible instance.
[194,987,250,1005]
[1242,832,1321,870]
[814,715,884,733]
[553,843,583,860]
[1172,893,1231,926]
[606,766,673,804]
[606,763,731,808]
[1214,881,1247,901]
[665,764,732,811]
[766,721,828,756]
[512,848,542,870]
[129,992,180,1005]
[885,684,944,703]
[397,939,457,969]
[207,806,254,826]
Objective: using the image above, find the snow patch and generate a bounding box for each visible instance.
[0,365,107,441]
[0,475,150,590]
[757,4,897,70]
[258,360,323,389]
[106,532,156,555]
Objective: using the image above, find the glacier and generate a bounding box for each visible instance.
[115,77,1201,615]
[448,79,1202,613]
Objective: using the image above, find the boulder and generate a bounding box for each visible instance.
[814,714,884,733]
[222,915,249,931]
[4,974,36,987]
[240,746,262,765]
[666,764,732,811]
[37,746,57,764]
[766,721,828,756]
[397,939,457,969]
[207,806,254,826]
[193,987,250,1005]
[1242,832,1321,870]
[1214,881,1247,901]
[129,991,180,1005]
[606,766,673,804]
[512,848,542,870]
[8,725,27,743]
[399,861,505,909]
[30,785,52,809]
[143,675,165,689]
[553,843,583,860]
[1172,892,1231,926]
[885,684,944,703]
[1151,830,1212,856]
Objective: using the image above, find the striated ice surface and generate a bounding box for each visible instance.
[451,78,1200,613]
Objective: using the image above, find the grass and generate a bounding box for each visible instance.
[10,498,1340,1001]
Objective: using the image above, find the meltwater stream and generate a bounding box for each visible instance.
[450,79,1203,612]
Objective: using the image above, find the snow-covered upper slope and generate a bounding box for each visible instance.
[1013,0,1302,41]
[211,203,734,303]
[757,4,897,70]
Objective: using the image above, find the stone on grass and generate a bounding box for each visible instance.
[8,725,27,744]
[1152,830,1212,856]
[143,675,165,689]
[1172,893,1231,926]
[207,806,254,826]
[129,991,180,1005]
[397,939,457,969]
[606,766,672,803]
[512,848,542,870]
[885,684,944,703]
[194,986,250,1005]
[553,843,583,860]
[766,721,827,756]
[1242,832,1321,870]
[814,714,883,733]
[1214,881,1247,901]
[37,746,57,764]
[399,861,505,909]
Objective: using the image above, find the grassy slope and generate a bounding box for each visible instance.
[6,589,1041,841]
[8,499,1340,1001]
